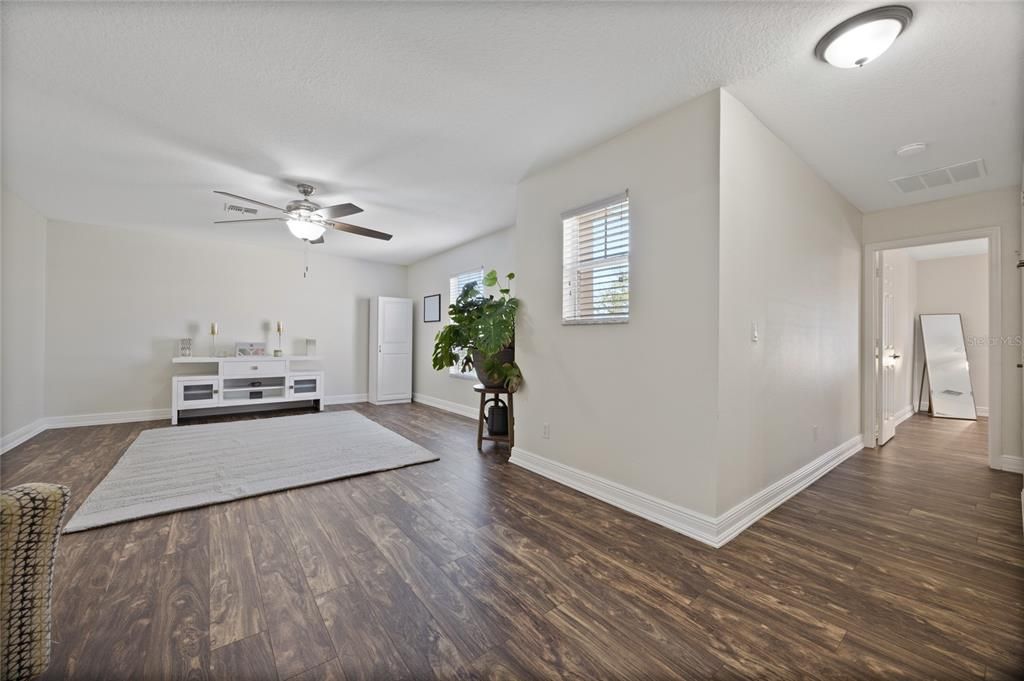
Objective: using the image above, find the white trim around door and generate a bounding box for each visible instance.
[861,226,1003,471]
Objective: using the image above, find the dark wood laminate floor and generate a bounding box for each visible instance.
[2,406,1022,680]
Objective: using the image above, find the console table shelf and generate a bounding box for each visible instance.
[171,356,324,425]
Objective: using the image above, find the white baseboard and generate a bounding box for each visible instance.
[510,434,864,549]
[713,434,864,545]
[895,405,914,425]
[509,447,719,545]
[2,397,370,455]
[2,409,169,455]
[412,393,478,419]
[323,393,368,406]
[1,418,49,454]
[1000,456,1023,473]
[47,408,169,429]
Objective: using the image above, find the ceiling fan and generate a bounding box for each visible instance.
[213,183,392,244]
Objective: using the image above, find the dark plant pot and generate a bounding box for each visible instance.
[487,402,509,436]
[472,348,514,388]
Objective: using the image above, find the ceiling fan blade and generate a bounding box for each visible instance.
[327,221,393,241]
[314,202,363,220]
[213,218,285,224]
[308,235,325,245]
[213,191,286,213]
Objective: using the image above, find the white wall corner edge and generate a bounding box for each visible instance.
[510,433,865,549]
[412,393,478,420]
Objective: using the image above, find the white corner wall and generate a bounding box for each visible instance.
[43,220,407,419]
[863,189,1022,462]
[716,90,862,515]
[1,189,48,445]
[915,254,989,412]
[513,90,722,516]
[407,227,515,417]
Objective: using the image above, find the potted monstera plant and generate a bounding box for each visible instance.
[432,270,523,391]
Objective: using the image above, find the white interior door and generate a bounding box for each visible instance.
[377,297,412,400]
[879,256,899,445]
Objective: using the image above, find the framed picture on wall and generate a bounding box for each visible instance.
[424,294,442,323]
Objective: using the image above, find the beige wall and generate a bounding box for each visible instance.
[407,227,515,414]
[863,188,1021,461]
[716,91,862,514]
[514,90,722,515]
[44,220,407,417]
[915,254,989,412]
[1,189,48,439]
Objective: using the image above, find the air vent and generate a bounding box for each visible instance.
[224,203,257,215]
[890,159,986,194]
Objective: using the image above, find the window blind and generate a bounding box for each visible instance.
[562,192,630,324]
[448,268,484,375]
[449,267,484,308]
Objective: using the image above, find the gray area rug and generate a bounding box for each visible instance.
[63,410,438,533]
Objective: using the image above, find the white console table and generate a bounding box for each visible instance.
[171,356,324,425]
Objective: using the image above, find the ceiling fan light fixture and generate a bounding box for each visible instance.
[286,218,326,241]
[815,5,912,69]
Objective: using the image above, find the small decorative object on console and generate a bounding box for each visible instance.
[178,338,193,357]
[235,342,266,357]
[306,338,317,356]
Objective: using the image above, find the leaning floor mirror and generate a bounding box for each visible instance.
[918,313,977,420]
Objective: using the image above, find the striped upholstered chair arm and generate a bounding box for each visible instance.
[1,483,70,681]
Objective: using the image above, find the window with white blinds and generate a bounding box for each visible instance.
[448,267,484,375]
[449,267,484,308]
[562,192,630,324]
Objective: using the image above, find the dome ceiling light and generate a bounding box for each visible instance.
[815,6,913,69]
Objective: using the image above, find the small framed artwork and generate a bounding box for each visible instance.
[424,294,442,323]
[235,341,267,357]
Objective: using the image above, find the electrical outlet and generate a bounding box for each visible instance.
[542,424,550,439]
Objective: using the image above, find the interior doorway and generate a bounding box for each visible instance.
[863,228,1002,469]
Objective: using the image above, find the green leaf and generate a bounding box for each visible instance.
[506,272,515,280]
[483,269,498,287]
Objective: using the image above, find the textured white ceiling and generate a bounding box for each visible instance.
[900,238,988,261]
[3,2,1022,265]
[730,1,1023,213]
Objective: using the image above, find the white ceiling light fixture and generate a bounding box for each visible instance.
[286,218,327,241]
[815,5,913,69]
